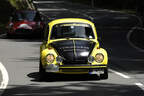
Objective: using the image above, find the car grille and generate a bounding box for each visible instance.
[63,60,88,65]
[60,69,89,73]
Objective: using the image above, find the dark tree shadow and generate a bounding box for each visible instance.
[0,34,43,42]
[2,81,144,96]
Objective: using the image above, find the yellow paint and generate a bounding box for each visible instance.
[90,48,108,65]
[40,18,108,74]
[47,18,98,44]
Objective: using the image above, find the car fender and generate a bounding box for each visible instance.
[91,47,108,65]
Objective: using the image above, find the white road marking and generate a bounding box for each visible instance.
[33,1,64,4]
[110,68,144,91]
[37,8,68,11]
[0,62,9,89]
[109,69,131,79]
[135,83,144,91]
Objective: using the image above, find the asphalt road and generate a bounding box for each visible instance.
[0,0,144,96]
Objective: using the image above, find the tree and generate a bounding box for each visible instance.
[8,0,28,9]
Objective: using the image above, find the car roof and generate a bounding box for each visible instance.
[48,18,94,26]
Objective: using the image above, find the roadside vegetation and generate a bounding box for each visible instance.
[9,0,28,9]
[9,0,34,10]
[0,0,12,33]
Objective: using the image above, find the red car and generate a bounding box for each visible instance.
[6,10,44,37]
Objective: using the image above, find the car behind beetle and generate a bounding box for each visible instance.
[40,18,108,80]
[6,10,44,37]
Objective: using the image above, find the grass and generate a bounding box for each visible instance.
[9,0,29,9]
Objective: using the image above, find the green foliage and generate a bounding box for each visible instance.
[0,0,13,33]
[9,0,28,9]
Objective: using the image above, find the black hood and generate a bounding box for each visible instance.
[51,40,96,65]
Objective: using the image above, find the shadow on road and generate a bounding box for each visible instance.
[11,57,40,62]
[0,34,42,42]
[2,81,144,96]
[27,72,101,82]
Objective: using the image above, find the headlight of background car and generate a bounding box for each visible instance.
[95,53,104,63]
[46,54,55,63]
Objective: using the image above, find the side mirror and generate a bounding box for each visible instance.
[43,40,47,44]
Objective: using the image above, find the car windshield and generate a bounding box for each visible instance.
[14,11,36,21]
[51,23,95,39]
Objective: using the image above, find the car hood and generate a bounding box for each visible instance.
[50,40,96,65]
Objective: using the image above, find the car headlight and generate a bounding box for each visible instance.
[95,53,104,63]
[46,54,55,63]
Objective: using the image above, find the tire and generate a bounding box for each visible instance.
[39,60,46,80]
[7,33,12,38]
[39,60,53,81]
[100,68,108,79]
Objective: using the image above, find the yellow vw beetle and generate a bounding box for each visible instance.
[40,18,108,79]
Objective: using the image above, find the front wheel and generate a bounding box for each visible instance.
[100,68,108,79]
[39,60,46,80]
[7,33,12,38]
